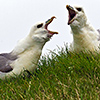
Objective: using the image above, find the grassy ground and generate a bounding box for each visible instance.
[0,47,100,100]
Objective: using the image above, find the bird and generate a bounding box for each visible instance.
[66,5,100,52]
[0,16,58,79]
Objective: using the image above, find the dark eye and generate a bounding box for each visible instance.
[37,23,43,28]
[76,8,82,11]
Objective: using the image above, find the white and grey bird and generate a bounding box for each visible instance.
[0,16,58,79]
[66,5,100,52]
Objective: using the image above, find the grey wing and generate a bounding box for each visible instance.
[0,56,13,73]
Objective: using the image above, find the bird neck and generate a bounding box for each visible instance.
[11,35,44,56]
[71,22,99,52]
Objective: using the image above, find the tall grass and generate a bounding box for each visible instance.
[0,46,100,100]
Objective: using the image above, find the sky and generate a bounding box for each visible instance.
[0,0,100,56]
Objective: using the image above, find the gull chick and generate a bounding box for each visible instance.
[66,5,100,52]
[0,16,58,79]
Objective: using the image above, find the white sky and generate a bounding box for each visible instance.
[0,0,100,55]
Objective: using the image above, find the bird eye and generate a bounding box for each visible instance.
[76,8,82,11]
[37,23,43,28]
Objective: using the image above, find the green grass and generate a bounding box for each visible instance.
[0,46,100,100]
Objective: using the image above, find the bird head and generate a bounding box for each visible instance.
[29,16,58,44]
[66,5,87,27]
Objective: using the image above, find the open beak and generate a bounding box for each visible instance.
[45,16,58,35]
[66,5,76,25]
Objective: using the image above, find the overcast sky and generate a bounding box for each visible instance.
[0,0,100,55]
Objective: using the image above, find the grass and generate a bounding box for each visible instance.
[0,46,100,100]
